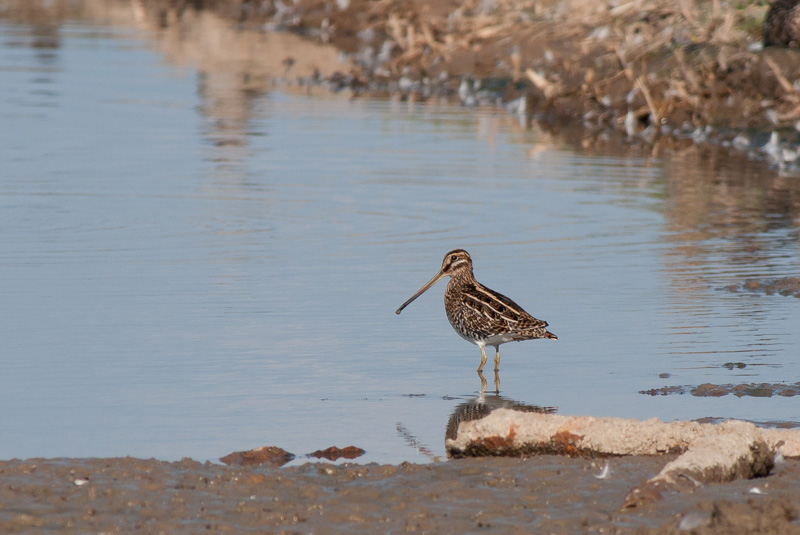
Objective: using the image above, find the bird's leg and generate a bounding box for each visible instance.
[477,345,488,372]
[493,369,500,394]
[493,347,500,372]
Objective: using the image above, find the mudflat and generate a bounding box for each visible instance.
[1,455,798,534]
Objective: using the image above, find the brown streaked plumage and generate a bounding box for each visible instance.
[395,249,557,372]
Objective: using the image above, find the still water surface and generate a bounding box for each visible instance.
[1,17,799,464]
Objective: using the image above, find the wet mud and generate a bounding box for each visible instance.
[307,445,366,461]
[2,455,800,534]
[219,445,366,467]
[219,446,296,467]
[641,382,800,398]
[4,404,799,534]
[725,277,800,298]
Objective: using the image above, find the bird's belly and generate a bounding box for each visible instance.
[446,316,516,347]
[483,332,519,347]
[448,327,518,348]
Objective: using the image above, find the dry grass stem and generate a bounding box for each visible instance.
[635,76,659,124]
[765,55,796,94]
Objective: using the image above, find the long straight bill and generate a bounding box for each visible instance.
[395,270,446,314]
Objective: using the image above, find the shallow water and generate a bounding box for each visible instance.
[1,7,799,465]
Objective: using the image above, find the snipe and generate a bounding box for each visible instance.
[396,249,557,372]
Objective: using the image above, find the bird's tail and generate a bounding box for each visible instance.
[545,331,558,340]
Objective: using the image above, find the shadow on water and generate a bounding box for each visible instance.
[478,369,500,394]
[443,390,557,443]
[395,371,557,462]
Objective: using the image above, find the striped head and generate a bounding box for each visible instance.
[438,249,473,278]
[395,248,474,314]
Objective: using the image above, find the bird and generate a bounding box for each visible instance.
[395,249,557,372]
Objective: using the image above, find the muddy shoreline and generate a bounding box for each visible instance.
[7,0,800,170]
[2,455,799,534]
[127,0,800,170]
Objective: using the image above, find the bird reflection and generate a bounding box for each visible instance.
[445,392,557,442]
[477,369,500,393]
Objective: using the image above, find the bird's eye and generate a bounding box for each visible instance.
[450,255,458,262]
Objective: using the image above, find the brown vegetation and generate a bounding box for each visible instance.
[135,1,800,142]
[8,0,800,164]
